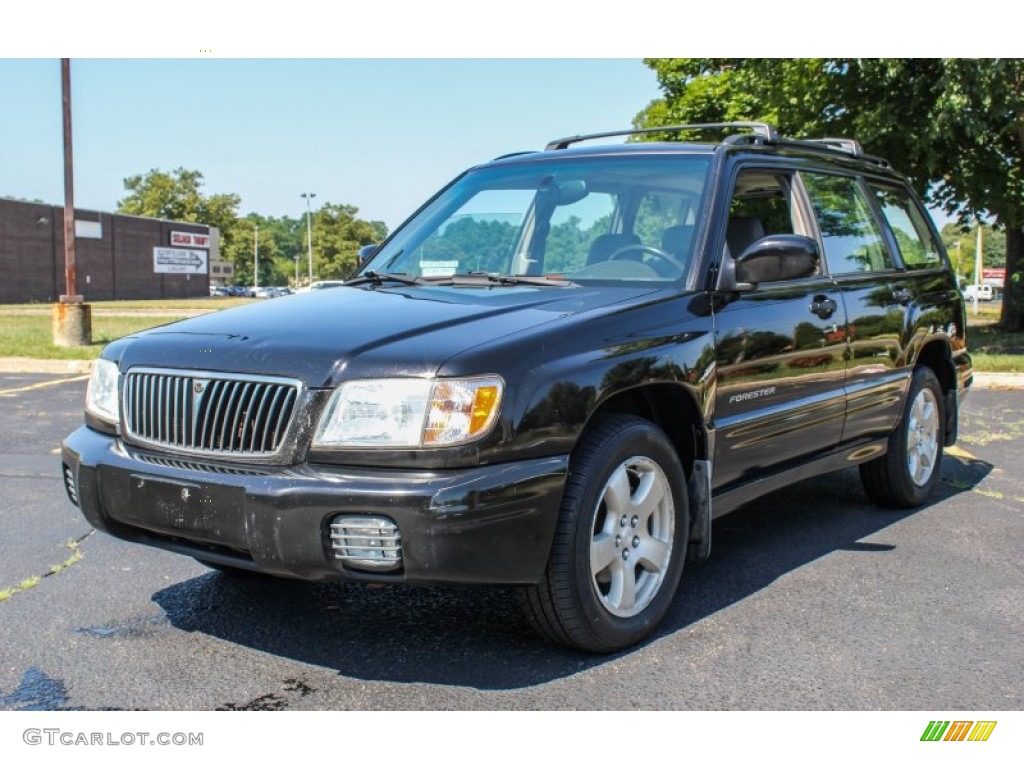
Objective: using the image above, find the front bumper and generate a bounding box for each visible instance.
[62,426,568,585]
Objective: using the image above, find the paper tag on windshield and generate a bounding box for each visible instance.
[420,260,459,277]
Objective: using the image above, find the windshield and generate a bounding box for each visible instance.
[361,154,711,285]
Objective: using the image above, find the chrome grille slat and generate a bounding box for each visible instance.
[122,368,300,459]
[249,384,273,453]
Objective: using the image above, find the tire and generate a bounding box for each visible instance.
[860,366,944,508]
[521,414,688,653]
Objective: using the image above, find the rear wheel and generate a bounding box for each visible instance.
[860,367,944,508]
[521,414,688,652]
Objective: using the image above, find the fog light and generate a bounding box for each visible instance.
[329,516,401,572]
[63,464,79,507]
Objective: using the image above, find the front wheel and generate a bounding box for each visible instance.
[521,415,688,652]
[860,366,944,508]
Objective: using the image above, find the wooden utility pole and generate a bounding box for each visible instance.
[52,57,91,346]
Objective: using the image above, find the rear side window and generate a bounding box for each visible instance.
[870,184,944,270]
[801,172,894,274]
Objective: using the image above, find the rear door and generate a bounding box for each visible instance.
[799,171,909,443]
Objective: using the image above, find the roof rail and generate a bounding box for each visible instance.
[545,122,779,151]
[781,136,891,168]
[543,123,893,169]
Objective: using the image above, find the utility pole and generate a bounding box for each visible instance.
[53,58,91,346]
[301,192,316,286]
[973,222,983,316]
[254,224,259,292]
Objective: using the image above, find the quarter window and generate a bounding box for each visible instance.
[870,184,943,270]
[802,173,894,274]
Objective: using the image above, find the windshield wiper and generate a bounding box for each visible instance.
[464,272,578,288]
[345,271,428,287]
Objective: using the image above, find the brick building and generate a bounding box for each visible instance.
[0,197,218,303]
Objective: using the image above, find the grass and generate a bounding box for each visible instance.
[0,538,85,603]
[0,314,190,360]
[966,302,1024,372]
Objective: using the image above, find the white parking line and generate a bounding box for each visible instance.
[0,374,89,397]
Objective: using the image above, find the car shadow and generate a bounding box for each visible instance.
[152,454,992,691]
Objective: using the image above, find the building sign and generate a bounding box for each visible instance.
[75,220,103,239]
[170,231,211,249]
[982,267,1005,287]
[153,247,208,274]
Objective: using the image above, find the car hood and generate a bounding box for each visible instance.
[113,284,664,387]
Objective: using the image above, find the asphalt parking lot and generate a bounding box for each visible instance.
[1,373,1021,710]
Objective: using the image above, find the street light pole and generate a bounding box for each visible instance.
[254,224,259,292]
[301,192,316,286]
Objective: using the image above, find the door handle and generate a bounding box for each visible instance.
[809,295,837,319]
[892,286,912,304]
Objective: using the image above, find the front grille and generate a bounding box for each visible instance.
[329,516,402,572]
[123,368,300,459]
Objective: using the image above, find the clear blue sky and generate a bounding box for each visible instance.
[0,59,663,231]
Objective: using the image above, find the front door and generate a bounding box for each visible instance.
[711,168,848,490]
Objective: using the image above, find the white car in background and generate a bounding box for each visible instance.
[963,284,994,301]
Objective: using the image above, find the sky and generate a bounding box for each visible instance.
[0,59,663,232]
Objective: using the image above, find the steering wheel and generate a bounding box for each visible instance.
[607,244,685,272]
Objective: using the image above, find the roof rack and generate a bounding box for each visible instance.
[781,136,891,168]
[803,137,864,155]
[545,122,779,151]
[544,123,892,169]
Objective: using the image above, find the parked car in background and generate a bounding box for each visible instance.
[296,280,348,293]
[963,284,994,301]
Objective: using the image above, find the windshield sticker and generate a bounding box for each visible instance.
[420,260,459,277]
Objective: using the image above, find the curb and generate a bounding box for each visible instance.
[0,357,95,375]
[0,358,1021,389]
[971,372,1024,390]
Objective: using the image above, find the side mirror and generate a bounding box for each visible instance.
[734,235,820,289]
[357,244,378,264]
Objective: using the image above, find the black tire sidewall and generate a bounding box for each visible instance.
[892,368,944,505]
[565,417,688,649]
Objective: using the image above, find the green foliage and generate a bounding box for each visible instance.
[941,222,1006,279]
[311,203,387,280]
[117,168,240,233]
[636,58,1024,329]
[117,168,387,287]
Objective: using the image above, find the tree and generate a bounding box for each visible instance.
[940,222,1006,282]
[117,167,240,234]
[635,59,1024,330]
[310,202,387,279]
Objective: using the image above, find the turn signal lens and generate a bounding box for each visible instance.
[423,377,503,445]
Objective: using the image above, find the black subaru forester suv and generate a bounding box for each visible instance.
[62,123,971,652]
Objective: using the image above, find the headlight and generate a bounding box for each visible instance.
[86,358,120,424]
[313,376,504,448]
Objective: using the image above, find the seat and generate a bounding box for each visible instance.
[661,225,695,262]
[726,217,765,256]
[586,233,641,265]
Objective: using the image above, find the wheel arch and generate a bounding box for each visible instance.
[913,337,958,445]
[582,382,708,476]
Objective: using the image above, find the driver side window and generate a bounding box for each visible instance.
[726,170,809,271]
